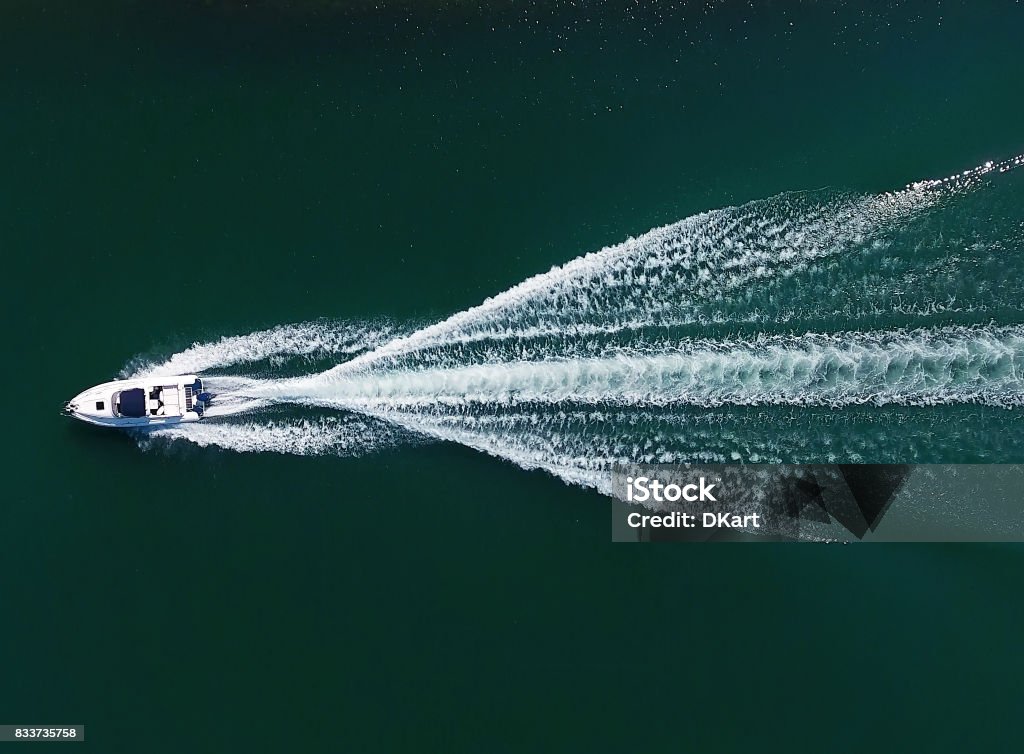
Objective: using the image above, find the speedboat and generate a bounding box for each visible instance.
[64,375,213,428]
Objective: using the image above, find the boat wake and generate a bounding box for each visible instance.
[128,155,1024,493]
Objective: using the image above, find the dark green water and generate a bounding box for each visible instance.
[2,1,1023,751]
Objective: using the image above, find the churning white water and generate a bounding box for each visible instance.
[129,155,1024,492]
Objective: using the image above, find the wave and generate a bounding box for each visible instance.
[327,154,1024,373]
[125,320,398,378]
[142,413,413,456]
[264,325,1024,410]
[126,154,1024,488]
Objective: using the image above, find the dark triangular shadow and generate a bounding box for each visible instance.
[837,464,912,534]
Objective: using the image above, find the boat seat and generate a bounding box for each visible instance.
[148,399,160,411]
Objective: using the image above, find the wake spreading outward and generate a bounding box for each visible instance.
[126,155,1024,494]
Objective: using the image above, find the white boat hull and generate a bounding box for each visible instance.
[64,375,211,428]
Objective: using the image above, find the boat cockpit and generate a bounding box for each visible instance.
[113,378,206,418]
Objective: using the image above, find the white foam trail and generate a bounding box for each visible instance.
[261,326,1024,410]
[321,154,1024,374]
[124,154,1024,486]
[143,415,408,456]
[385,406,976,478]
[127,321,397,378]
[202,398,273,419]
[332,162,1022,373]
[350,406,615,492]
[350,401,1019,494]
